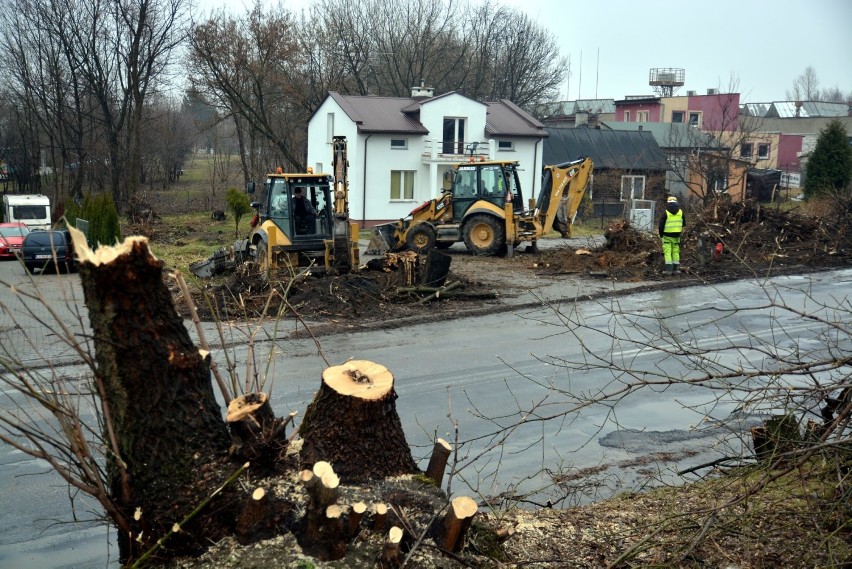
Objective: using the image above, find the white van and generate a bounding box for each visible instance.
[2,194,52,230]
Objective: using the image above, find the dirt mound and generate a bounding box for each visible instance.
[175,253,499,323]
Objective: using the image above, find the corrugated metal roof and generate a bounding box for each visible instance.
[768,100,849,118]
[601,121,722,150]
[326,92,547,138]
[544,127,670,171]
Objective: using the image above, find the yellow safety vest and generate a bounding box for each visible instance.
[663,210,683,234]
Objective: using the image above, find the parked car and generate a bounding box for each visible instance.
[0,222,30,259]
[20,229,76,273]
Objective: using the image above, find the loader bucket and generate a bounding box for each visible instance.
[366,222,399,255]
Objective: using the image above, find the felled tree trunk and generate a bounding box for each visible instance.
[299,360,418,482]
[72,230,231,562]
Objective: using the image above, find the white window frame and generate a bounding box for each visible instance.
[624,110,631,122]
[442,117,466,154]
[390,170,416,201]
[620,175,646,201]
[740,142,753,158]
[390,138,408,150]
[757,143,770,160]
[688,112,701,127]
[497,140,514,151]
[637,110,649,123]
[326,113,334,142]
[672,111,685,123]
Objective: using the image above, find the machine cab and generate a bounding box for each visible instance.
[255,174,334,243]
[450,161,523,220]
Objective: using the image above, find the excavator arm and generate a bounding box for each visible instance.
[330,135,354,272]
[539,156,594,237]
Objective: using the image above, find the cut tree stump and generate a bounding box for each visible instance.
[425,438,452,487]
[299,360,418,482]
[379,526,404,568]
[226,392,289,471]
[440,496,478,553]
[70,227,231,562]
[422,249,451,287]
[235,487,273,545]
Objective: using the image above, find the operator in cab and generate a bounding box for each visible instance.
[293,187,317,234]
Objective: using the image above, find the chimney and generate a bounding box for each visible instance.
[707,88,718,95]
[795,100,803,117]
[411,79,434,98]
[687,90,696,96]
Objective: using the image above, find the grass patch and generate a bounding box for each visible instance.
[133,211,249,272]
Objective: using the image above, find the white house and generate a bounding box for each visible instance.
[307,86,548,226]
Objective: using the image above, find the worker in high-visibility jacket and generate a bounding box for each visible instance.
[658,196,684,275]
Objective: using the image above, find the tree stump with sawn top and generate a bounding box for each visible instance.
[226,392,289,473]
[299,360,418,482]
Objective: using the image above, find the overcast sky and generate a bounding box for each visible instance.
[197,0,852,104]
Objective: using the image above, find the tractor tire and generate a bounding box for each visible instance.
[463,214,505,256]
[406,224,437,254]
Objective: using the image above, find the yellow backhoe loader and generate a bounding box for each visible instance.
[371,156,593,256]
[244,136,359,273]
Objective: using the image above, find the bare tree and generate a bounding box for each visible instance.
[655,78,774,205]
[190,6,308,177]
[48,0,188,208]
[786,65,821,101]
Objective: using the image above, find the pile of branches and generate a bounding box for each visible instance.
[687,197,851,268]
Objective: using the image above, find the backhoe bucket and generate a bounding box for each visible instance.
[366,222,398,255]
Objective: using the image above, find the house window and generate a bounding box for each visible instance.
[688,112,701,127]
[624,110,631,122]
[390,170,415,200]
[620,175,645,201]
[758,143,770,159]
[672,111,685,123]
[442,117,466,154]
[711,176,728,193]
[498,140,514,151]
[740,143,753,158]
[390,138,407,149]
[326,113,334,142]
[637,111,649,122]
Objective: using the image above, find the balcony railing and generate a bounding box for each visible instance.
[421,139,495,162]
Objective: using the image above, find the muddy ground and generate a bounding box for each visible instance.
[153,199,851,325]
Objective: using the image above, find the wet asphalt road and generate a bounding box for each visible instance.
[1,256,850,568]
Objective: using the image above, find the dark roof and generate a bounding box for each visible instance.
[544,127,670,171]
[601,121,722,150]
[328,92,428,135]
[485,99,548,138]
[323,92,547,138]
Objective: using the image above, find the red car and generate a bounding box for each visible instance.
[0,222,30,259]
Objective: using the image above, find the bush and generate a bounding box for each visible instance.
[225,187,252,238]
[68,192,121,249]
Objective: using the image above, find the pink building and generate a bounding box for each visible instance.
[614,91,741,132]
